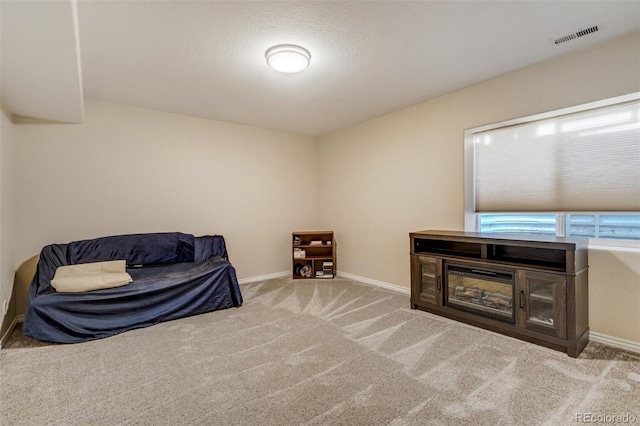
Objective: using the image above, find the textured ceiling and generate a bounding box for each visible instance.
[3,1,640,135]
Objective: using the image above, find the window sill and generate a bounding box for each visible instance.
[588,238,640,253]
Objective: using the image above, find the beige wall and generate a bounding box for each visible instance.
[589,247,640,343]
[1,109,16,333]
[317,32,640,343]
[14,100,319,279]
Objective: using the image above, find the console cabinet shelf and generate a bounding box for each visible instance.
[292,231,335,279]
[410,230,589,357]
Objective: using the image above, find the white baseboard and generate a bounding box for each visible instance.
[238,271,289,285]
[336,271,410,295]
[590,331,640,354]
[237,270,411,294]
[0,315,22,349]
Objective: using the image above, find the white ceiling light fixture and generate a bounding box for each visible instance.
[265,44,311,73]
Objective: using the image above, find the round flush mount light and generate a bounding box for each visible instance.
[265,44,311,73]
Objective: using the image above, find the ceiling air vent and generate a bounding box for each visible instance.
[576,25,599,38]
[554,33,577,45]
[553,25,600,45]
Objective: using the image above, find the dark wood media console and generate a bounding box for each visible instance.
[410,230,589,357]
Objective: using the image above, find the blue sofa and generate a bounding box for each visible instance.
[23,232,243,343]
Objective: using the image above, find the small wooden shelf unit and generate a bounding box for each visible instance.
[410,230,589,357]
[292,231,336,279]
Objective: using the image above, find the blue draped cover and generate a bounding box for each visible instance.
[23,234,243,343]
[68,232,196,266]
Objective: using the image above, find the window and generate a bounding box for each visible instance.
[566,214,640,240]
[479,214,557,236]
[478,213,640,240]
[465,93,640,242]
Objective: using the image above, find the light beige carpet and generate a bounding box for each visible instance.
[1,277,639,425]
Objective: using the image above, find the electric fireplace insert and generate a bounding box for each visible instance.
[445,263,514,323]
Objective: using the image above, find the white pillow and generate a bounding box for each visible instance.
[51,260,133,293]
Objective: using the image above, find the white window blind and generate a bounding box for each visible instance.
[473,99,640,212]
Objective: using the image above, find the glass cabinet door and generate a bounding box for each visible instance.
[411,255,442,305]
[517,271,566,338]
